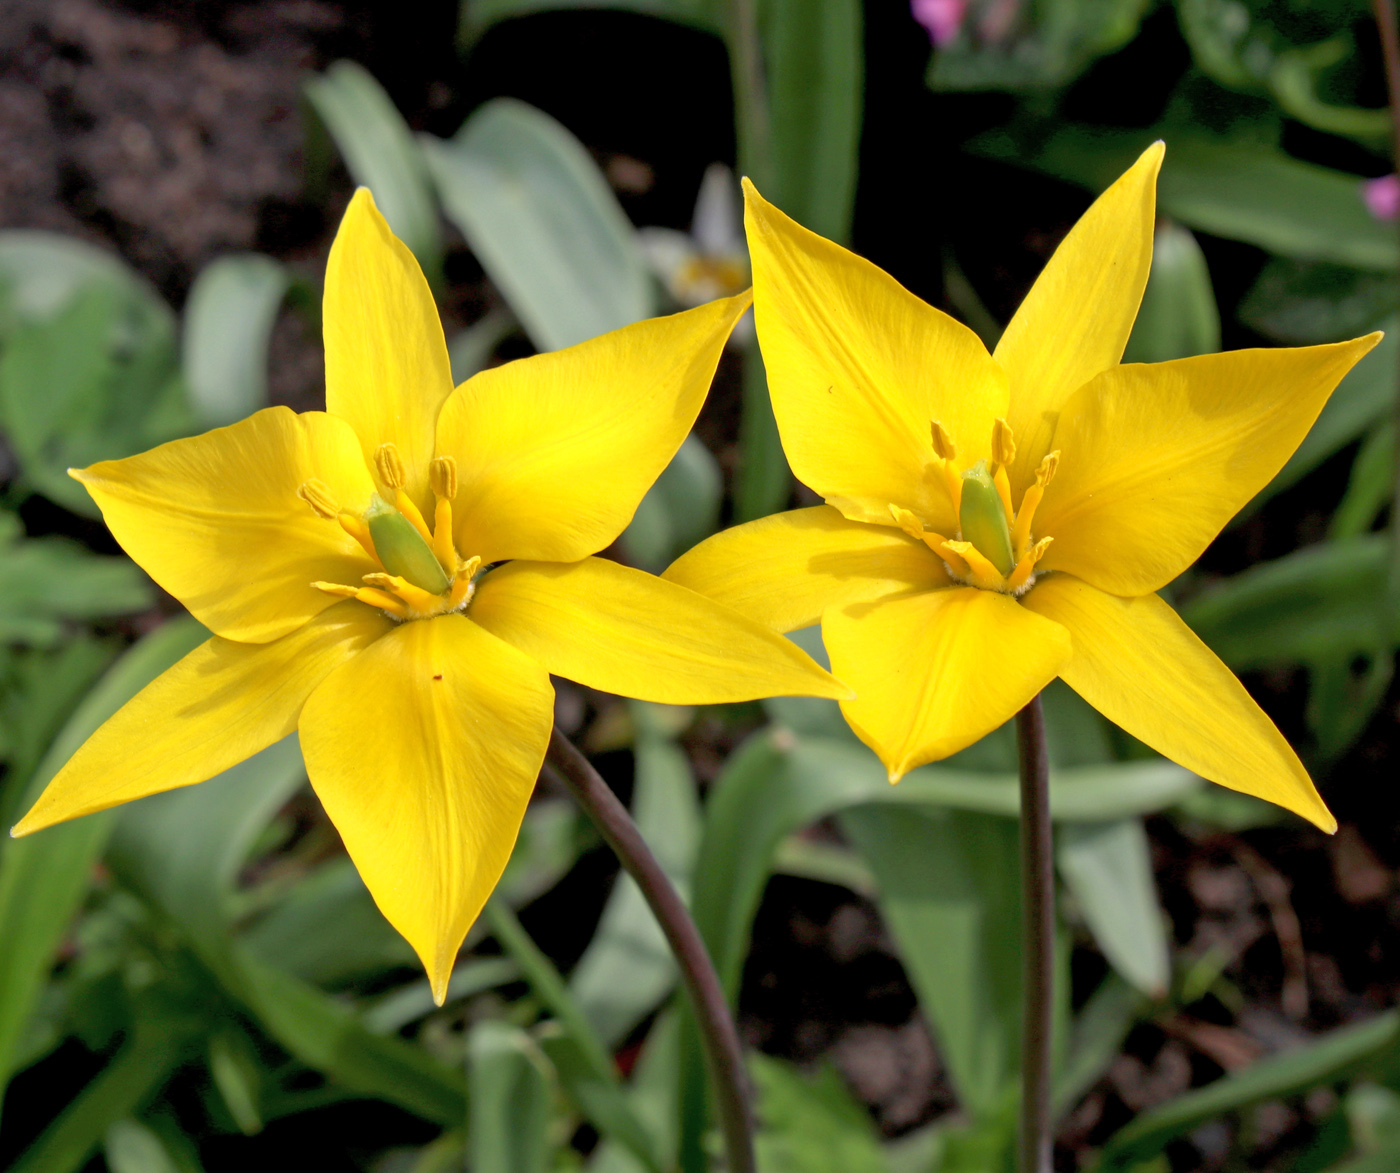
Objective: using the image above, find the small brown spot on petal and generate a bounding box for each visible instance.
[433,674,443,681]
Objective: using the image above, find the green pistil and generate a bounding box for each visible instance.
[959,461,1015,576]
[364,494,451,594]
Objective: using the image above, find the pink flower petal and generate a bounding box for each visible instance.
[1363,174,1400,222]
[913,0,968,46]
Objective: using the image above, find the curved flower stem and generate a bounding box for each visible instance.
[1016,694,1054,1173]
[544,728,757,1173]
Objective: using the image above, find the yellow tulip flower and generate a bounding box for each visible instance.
[666,144,1379,832]
[12,189,848,999]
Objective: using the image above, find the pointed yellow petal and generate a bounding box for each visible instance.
[823,587,1070,778]
[438,294,750,565]
[996,144,1163,491]
[74,407,378,642]
[662,505,949,632]
[1036,335,1381,596]
[324,188,454,511]
[299,614,554,1002]
[470,556,852,703]
[12,603,390,836]
[744,180,1008,531]
[1022,574,1333,831]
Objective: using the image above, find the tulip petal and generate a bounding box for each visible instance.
[74,407,378,642]
[12,603,390,836]
[298,614,554,1001]
[1022,573,1333,831]
[823,586,1070,778]
[324,188,454,511]
[996,144,1162,491]
[744,181,1008,532]
[470,556,852,703]
[1036,336,1381,596]
[663,505,949,632]
[438,295,750,565]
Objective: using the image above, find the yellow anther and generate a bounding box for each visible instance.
[889,503,927,542]
[298,479,340,519]
[991,418,1016,469]
[394,489,433,545]
[363,572,444,616]
[430,456,458,501]
[930,420,956,461]
[313,580,408,619]
[1006,537,1053,594]
[374,443,407,490]
[1035,450,1059,487]
[993,464,1014,525]
[942,540,1005,591]
[337,512,380,564]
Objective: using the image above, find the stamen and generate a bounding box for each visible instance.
[934,541,972,579]
[446,556,482,611]
[298,479,340,519]
[1006,537,1053,594]
[337,512,380,563]
[430,456,457,500]
[889,503,927,542]
[374,443,407,490]
[394,489,433,545]
[1011,450,1060,560]
[363,572,444,616]
[991,418,1016,469]
[930,420,956,461]
[993,464,1014,524]
[942,540,1005,591]
[1036,450,1059,487]
[313,580,408,619]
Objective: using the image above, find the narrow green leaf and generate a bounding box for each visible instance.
[734,344,793,522]
[1054,974,1145,1120]
[0,618,206,1095]
[181,254,289,427]
[104,1118,184,1173]
[1121,223,1220,364]
[620,435,724,572]
[468,1020,554,1173]
[456,0,722,47]
[750,1054,887,1173]
[0,538,152,647]
[303,60,443,280]
[1058,820,1169,998]
[421,98,653,352]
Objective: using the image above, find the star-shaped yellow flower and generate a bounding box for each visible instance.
[666,144,1378,831]
[12,190,848,998]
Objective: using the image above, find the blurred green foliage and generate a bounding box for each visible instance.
[3,0,1400,1169]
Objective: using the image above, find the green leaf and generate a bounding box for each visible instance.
[569,703,701,1045]
[1238,260,1398,346]
[0,536,152,647]
[303,61,443,280]
[457,0,722,46]
[422,98,654,352]
[735,343,793,522]
[1121,223,1220,364]
[929,0,1150,90]
[840,805,1023,1119]
[975,127,1398,270]
[1097,1012,1400,1169]
[1054,973,1145,1119]
[0,281,189,514]
[181,255,290,428]
[759,0,862,245]
[1057,819,1169,998]
[447,306,516,384]
[106,738,468,1125]
[208,1028,264,1135]
[361,956,520,1035]
[1181,535,1395,669]
[0,618,206,1096]
[0,231,163,333]
[468,1020,555,1173]
[9,1023,186,1173]
[750,1054,888,1173]
[104,1118,184,1173]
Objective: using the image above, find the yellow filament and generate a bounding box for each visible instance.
[394,489,433,545]
[943,463,962,517]
[313,580,408,619]
[934,540,972,579]
[888,503,927,542]
[930,420,956,461]
[363,572,443,616]
[337,513,380,564]
[374,443,407,490]
[432,498,457,571]
[297,479,340,519]
[1006,537,1053,593]
[1011,450,1059,560]
[993,464,1014,524]
[991,418,1016,468]
[942,540,1005,591]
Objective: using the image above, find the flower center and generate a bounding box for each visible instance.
[298,446,481,621]
[888,418,1058,597]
